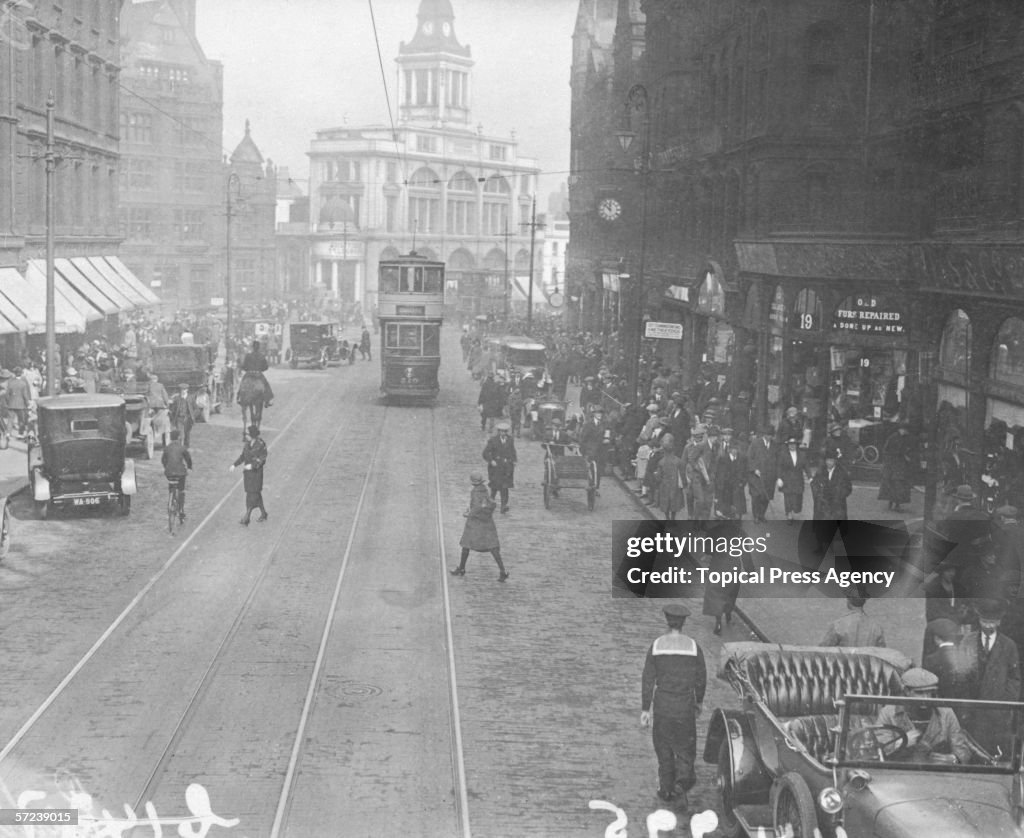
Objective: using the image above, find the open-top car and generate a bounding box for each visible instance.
[150,344,217,421]
[704,642,1024,837]
[287,321,341,368]
[28,394,137,518]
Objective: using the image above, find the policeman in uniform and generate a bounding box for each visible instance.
[640,603,707,807]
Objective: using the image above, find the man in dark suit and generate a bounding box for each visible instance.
[746,425,777,523]
[810,448,853,520]
[714,438,747,519]
[776,435,810,524]
[960,599,1021,755]
[578,404,608,491]
[922,618,967,699]
[483,420,517,513]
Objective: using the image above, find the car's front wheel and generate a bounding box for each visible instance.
[772,772,819,838]
[716,740,743,838]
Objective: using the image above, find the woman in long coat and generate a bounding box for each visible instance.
[776,436,810,523]
[449,472,509,581]
[231,424,268,525]
[878,424,914,511]
[654,434,684,520]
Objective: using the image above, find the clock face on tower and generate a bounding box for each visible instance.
[422,21,434,35]
[442,21,451,36]
[598,197,622,221]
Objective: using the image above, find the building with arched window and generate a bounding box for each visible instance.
[305,0,540,319]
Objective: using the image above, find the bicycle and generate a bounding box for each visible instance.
[167,476,185,535]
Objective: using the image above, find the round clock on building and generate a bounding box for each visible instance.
[598,197,622,221]
[422,21,434,34]
[442,22,451,36]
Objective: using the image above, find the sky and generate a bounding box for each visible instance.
[195,0,579,205]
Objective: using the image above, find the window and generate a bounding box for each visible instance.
[161,26,174,43]
[410,197,439,232]
[447,199,474,235]
[416,134,437,153]
[489,144,507,161]
[125,159,155,190]
[939,309,970,376]
[520,174,530,193]
[175,209,205,240]
[127,208,153,239]
[122,112,153,144]
[991,317,1024,385]
[385,195,398,232]
[386,161,397,183]
[174,161,206,192]
[190,267,210,304]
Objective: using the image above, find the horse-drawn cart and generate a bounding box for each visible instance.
[541,442,597,511]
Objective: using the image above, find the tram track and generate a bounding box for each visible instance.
[0,370,474,838]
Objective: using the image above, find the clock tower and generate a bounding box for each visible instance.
[397,0,473,126]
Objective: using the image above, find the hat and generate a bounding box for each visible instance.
[671,391,682,399]
[247,424,260,437]
[707,425,721,436]
[692,423,707,436]
[996,505,1019,518]
[954,484,976,501]
[592,406,604,414]
[550,417,563,426]
[721,427,734,435]
[787,435,800,444]
[901,668,939,691]
[828,423,843,434]
[0,369,13,380]
[977,599,1006,621]
[179,382,189,390]
[496,421,511,432]
[647,403,659,413]
[469,472,485,485]
[786,406,799,417]
[762,424,775,436]
[663,603,690,619]
[928,618,962,643]
[824,447,841,460]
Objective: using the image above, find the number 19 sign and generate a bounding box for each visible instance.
[644,321,683,340]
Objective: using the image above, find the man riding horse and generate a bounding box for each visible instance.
[238,340,274,408]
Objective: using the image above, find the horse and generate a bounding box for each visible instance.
[236,372,267,440]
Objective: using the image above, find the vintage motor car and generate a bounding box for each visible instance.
[287,321,341,368]
[28,394,137,519]
[150,344,216,421]
[704,642,1024,838]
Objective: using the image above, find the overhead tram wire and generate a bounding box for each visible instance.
[368,0,413,191]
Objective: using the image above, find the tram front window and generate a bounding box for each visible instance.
[423,324,440,355]
[423,268,443,293]
[400,267,423,292]
[380,266,401,293]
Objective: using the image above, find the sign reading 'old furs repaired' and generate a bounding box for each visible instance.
[831,296,906,335]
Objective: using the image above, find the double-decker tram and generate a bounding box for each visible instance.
[377,252,445,401]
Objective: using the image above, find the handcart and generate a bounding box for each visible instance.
[542,441,597,511]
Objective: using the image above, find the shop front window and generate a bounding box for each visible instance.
[767,335,784,426]
[991,316,1024,385]
[698,271,725,314]
[793,288,822,332]
[769,285,786,330]
[829,346,905,422]
[938,308,970,377]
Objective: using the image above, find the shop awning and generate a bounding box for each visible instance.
[103,256,161,306]
[0,269,35,334]
[70,257,137,311]
[5,265,86,333]
[25,261,94,330]
[54,258,121,316]
[84,257,150,307]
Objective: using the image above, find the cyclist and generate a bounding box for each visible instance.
[161,428,193,520]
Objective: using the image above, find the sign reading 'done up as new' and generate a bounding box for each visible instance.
[645,321,684,340]
[832,296,906,335]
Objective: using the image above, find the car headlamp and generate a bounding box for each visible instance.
[818,786,843,814]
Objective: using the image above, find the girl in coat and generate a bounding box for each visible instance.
[450,472,509,582]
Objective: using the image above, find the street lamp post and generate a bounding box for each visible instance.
[225,171,242,348]
[44,91,57,396]
[614,83,652,405]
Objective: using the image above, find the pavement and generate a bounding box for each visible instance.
[560,382,931,666]
[0,433,30,499]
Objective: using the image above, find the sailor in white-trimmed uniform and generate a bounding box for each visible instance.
[640,603,707,807]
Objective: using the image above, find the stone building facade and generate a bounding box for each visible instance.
[1,0,122,270]
[569,0,1024,503]
[119,0,224,309]
[305,0,540,319]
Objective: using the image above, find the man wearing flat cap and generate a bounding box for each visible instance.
[578,403,608,492]
[960,598,1020,755]
[641,603,707,807]
[872,668,972,765]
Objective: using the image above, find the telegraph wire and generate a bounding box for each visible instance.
[367,0,412,187]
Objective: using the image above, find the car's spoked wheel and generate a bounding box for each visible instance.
[716,740,743,838]
[772,772,818,838]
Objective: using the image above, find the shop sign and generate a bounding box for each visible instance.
[832,296,905,335]
[645,321,683,340]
